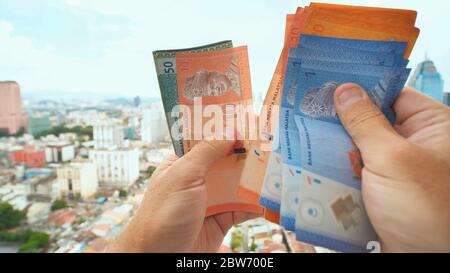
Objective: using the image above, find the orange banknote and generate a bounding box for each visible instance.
[238,13,304,205]
[175,46,262,216]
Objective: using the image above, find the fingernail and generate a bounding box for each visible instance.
[338,88,364,106]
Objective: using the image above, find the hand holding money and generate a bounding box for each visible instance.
[148,3,449,253]
[108,138,259,252]
[334,84,450,252]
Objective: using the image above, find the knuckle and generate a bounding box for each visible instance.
[192,164,209,178]
[346,106,384,133]
[199,140,221,154]
[173,158,208,179]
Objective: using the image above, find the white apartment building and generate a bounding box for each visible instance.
[57,160,98,199]
[93,122,124,149]
[45,142,76,163]
[89,148,139,188]
[140,107,168,143]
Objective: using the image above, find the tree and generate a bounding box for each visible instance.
[119,189,128,198]
[230,230,244,253]
[18,231,50,253]
[249,236,257,252]
[35,125,93,140]
[51,199,68,212]
[0,202,25,230]
[0,229,50,253]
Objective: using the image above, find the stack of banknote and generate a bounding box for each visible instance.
[238,3,419,252]
[153,3,420,252]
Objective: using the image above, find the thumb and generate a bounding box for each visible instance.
[170,134,236,185]
[333,83,402,156]
[183,139,236,169]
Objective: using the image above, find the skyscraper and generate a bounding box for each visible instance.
[0,81,28,135]
[408,58,445,102]
[443,92,450,107]
[134,96,141,107]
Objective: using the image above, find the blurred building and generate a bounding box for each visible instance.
[140,107,168,143]
[10,146,46,168]
[28,116,52,137]
[47,209,77,227]
[124,126,137,140]
[89,148,139,188]
[25,174,56,202]
[0,81,28,135]
[133,96,141,107]
[24,168,55,180]
[443,92,450,107]
[57,160,98,199]
[93,122,124,149]
[45,142,75,163]
[66,110,107,127]
[0,150,13,168]
[408,58,445,102]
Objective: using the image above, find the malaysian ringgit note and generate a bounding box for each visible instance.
[291,57,412,251]
[175,46,262,216]
[278,36,411,232]
[153,41,233,156]
[239,11,306,222]
[238,4,419,222]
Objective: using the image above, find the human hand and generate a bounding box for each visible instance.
[334,84,450,252]
[108,139,259,252]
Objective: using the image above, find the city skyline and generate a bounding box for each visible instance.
[1,0,449,100]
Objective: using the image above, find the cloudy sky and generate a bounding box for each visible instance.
[1,0,449,99]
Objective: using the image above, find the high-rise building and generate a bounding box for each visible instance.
[57,160,98,199]
[89,148,139,188]
[141,107,168,143]
[93,122,124,149]
[134,96,141,107]
[28,116,52,137]
[443,92,450,107]
[408,58,445,102]
[0,81,28,135]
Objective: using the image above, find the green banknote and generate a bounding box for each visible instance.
[153,40,233,156]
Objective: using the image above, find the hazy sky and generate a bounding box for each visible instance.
[1,0,449,99]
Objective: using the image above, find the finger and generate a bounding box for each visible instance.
[394,87,446,126]
[167,138,236,188]
[181,139,236,170]
[230,211,261,225]
[210,211,261,235]
[151,154,179,177]
[333,83,403,156]
[159,154,179,168]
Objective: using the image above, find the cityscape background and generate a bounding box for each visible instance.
[0,0,448,253]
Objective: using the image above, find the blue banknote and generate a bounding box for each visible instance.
[275,35,411,251]
[278,47,409,234]
[294,46,408,67]
[292,66,410,252]
[258,143,283,213]
[298,34,408,56]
